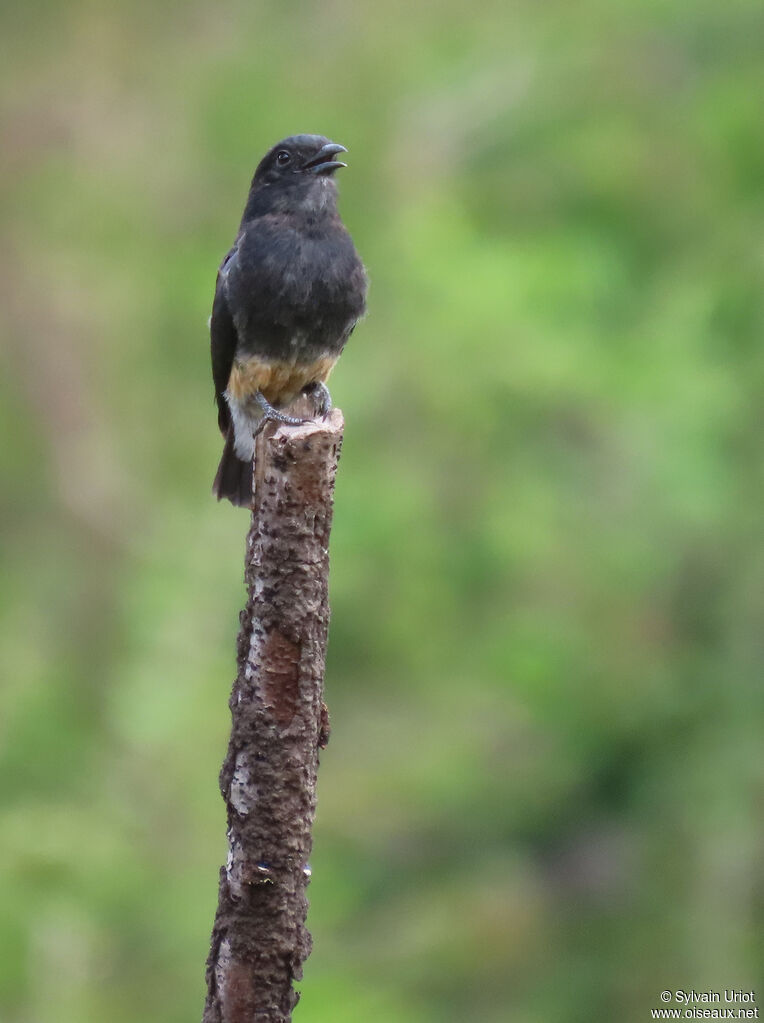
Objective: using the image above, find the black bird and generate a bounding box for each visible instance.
[210,133,368,507]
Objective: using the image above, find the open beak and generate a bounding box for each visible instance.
[303,142,348,175]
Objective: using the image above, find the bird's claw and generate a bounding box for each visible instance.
[252,391,308,434]
[303,381,333,419]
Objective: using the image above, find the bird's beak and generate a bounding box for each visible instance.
[303,142,348,175]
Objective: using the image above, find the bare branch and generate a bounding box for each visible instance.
[203,409,344,1023]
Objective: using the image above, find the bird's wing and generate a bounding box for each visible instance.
[210,244,240,435]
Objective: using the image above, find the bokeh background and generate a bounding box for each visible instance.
[1,1,763,1020]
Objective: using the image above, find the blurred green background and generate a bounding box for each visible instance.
[1,1,763,1020]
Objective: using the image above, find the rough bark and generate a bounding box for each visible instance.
[202,408,344,1023]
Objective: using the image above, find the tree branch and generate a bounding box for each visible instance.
[202,409,344,1023]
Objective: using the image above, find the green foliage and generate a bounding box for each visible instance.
[1,1,762,1020]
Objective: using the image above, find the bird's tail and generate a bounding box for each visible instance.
[213,427,253,508]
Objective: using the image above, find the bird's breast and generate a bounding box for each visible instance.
[225,215,366,366]
[235,220,364,311]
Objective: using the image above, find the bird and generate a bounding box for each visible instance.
[210,133,368,507]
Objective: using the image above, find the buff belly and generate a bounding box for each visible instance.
[225,352,338,461]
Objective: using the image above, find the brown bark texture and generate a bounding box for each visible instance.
[202,408,344,1023]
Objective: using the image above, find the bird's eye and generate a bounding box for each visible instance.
[276,150,291,166]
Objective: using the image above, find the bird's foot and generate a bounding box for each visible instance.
[252,391,308,435]
[303,381,333,418]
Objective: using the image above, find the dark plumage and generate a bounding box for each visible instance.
[211,134,368,507]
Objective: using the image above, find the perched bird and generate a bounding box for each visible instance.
[210,133,368,507]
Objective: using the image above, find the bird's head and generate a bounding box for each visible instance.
[253,134,348,187]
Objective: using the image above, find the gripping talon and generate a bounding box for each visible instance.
[304,381,333,418]
[253,390,308,428]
